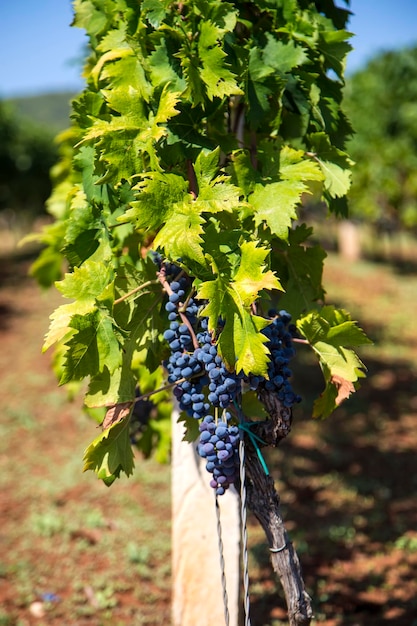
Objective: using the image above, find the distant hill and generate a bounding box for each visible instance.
[4,91,78,134]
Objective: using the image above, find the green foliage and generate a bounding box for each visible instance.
[345,46,417,228]
[83,416,135,486]
[0,101,58,216]
[298,306,371,418]
[32,0,368,483]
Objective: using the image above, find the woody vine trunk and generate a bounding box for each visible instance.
[244,393,313,624]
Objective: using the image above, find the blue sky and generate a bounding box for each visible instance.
[1,0,417,98]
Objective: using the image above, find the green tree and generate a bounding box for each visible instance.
[345,46,417,230]
[0,102,58,218]
[31,1,370,623]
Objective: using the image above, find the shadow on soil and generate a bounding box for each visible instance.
[249,351,417,625]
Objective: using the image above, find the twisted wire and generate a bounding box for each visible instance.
[239,435,252,626]
[215,493,230,626]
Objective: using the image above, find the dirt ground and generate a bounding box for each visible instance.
[0,252,416,626]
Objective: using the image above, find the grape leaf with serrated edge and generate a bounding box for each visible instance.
[297,307,371,418]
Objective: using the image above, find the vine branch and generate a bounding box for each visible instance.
[113,280,159,305]
[241,388,313,625]
[244,445,313,626]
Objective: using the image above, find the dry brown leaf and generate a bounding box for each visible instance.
[101,402,132,430]
[332,375,355,406]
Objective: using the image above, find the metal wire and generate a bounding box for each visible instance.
[239,435,252,626]
[215,493,230,626]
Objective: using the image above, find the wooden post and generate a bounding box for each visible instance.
[172,411,241,626]
[337,219,361,262]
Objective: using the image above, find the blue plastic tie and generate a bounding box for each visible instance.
[238,421,270,476]
[232,399,270,476]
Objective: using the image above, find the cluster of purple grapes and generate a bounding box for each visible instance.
[195,319,240,409]
[159,263,300,496]
[249,310,301,408]
[197,414,240,496]
[164,278,209,420]
[162,277,241,495]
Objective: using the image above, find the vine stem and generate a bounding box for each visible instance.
[157,266,200,350]
[187,159,198,199]
[134,377,187,404]
[113,280,159,305]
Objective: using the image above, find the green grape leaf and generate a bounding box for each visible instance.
[275,237,327,318]
[233,241,282,304]
[72,0,108,34]
[250,180,307,240]
[44,301,87,352]
[177,413,202,444]
[198,21,242,101]
[29,244,64,289]
[80,84,181,178]
[60,310,121,384]
[308,132,352,198]
[319,29,353,79]
[326,321,372,347]
[73,146,105,205]
[311,380,338,420]
[318,160,352,198]
[121,172,188,231]
[86,365,134,407]
[177,47,206,107]
[142,0,168,28]
[149,39,186,92]
[312,340,366,382]
[95,312,123,372]
[60,312,100,383]
[153,198,206,265]
[197,177,238,213]
[297,306,371,418]
[56,260,113,301]
[246,47,274,126]
[44,261,114,352]
[194,148,242,213]
[228,149,260,196]
[194,147,221,184]
[250,148,323,239]
[83,415,135,486]
[101,57,151,112]
[279,146,324,183]
[224,306,271,376]
[199,279,271,375]
[263,34,308,74]
[199,241,281,375]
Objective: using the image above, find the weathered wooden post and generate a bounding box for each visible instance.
[172,412,241,626]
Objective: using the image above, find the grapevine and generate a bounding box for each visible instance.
[30,0,371,622]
